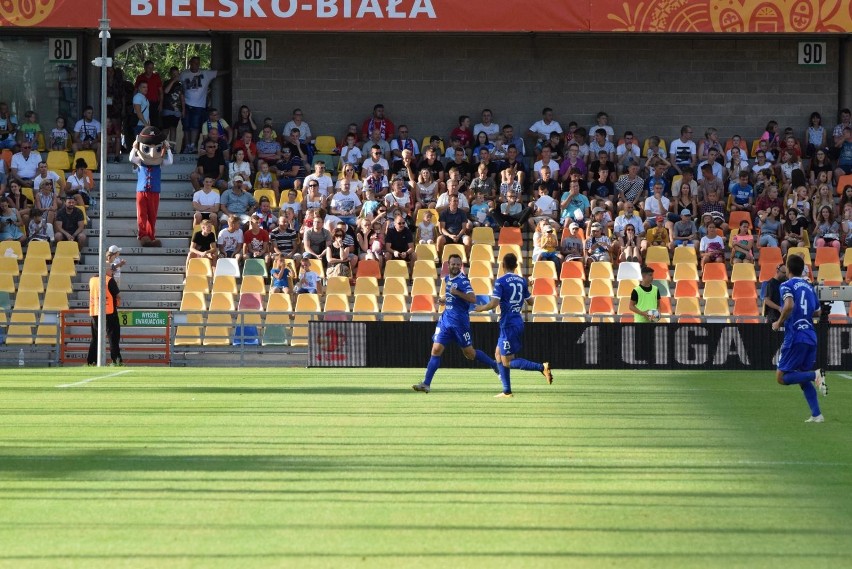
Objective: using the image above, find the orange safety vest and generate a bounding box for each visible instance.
[89,276,117,316]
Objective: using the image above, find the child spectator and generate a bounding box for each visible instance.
[49,117,69,151]
[27,209,53,243]
[270,255,293,294]
[18,111,42,149]
[417,210,437,244]
[106,245,127,285]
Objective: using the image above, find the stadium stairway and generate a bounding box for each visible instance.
[76,154,197,311]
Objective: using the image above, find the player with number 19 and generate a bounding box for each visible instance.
[771,254,828,422]
[474,253,553,397]
[412,254,497,393]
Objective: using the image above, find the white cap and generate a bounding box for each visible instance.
[108,245,121,254]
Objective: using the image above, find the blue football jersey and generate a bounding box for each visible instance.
[493,273,529,327]
[780,277,818,344]
[440,272,474,326]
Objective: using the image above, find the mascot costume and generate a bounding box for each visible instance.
[128,126,173,247]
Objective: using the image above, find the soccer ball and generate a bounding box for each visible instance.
[647,309,660,321]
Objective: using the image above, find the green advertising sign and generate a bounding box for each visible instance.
[118,311,169,327]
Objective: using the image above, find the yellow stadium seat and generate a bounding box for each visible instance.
[469,243,495,263]
[381,294,408,322]
[588,261,614,281]
[672,247,697,266]
[497,244,522,265]
[183,274,210,294]
[352,294,379,322]
[291,293,321,346]
[469,277,492,296]
[532,295,558,322]
[17,273,44,294]
[73,150,98,171]
[0,274,15,294]
[411,277,437,296]
[787,247,812,267]
[644,246,670,266]
[325,276,352,297]
[817,263,843,283]
[25,240,52,261]
[211,275,238,295]
[180,292,207,311]
[559,278,585,297]
[1,240,23,260]
[267,292,293,312]
[21,256,48,277]
[324,293,350,314]
[471,227,496,246]
[441,243,467,263]
[49,257,77,277]
[412,259,437,279]
[41,291,69,311]
[46,150,71,171]
[702,280,729,299]
[843,249,852,268]
[532,261,557,279]
[560,295,586,322]
[616,279,638,299]
[209,292,235,311]
[703,297,731,319]
[354,276,379,296]
[730,263,757,282]
[174,314,204,346]
[0,257,19,278]
[415,243,438,263]
[253,189,277,209]
[468,260,494,279]
[187,258,213,278]
[383,260,410,279]
[6,311,36,345]
[46,273,72,294]
[239,275,266,295]
[203,313,233,346]
[673,263,699,282]
[314,135,336,154]
[383,276,409,297]
[674,297,701,322]
[588,278,614,298]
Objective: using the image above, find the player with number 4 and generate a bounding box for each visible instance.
[412,254,498,393]
[473,253,553,398]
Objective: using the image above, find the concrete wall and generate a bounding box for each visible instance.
[231,34,841,150]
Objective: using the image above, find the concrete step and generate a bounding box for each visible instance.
[69,298,180,310]
[87,218,193,232]
[71,290,180,302]
[75,272,185,286]
[74,281,185,293]
[81,238,188,251]
[82,245,188,257]
[101,188,195,200]
[89,208,194,219]
[86,227,193,238]
[77,263,185,273]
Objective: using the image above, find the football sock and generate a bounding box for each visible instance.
[475,349,498,373]
[801,383,821,416]
[782,371,816,385]
[424,355,441,386]
[510,358,544,372]
[497,362,511,394]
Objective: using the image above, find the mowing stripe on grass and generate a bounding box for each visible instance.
[840,374,852,380]
[56,370,133,388]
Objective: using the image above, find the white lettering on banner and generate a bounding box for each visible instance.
[357,0,382,18]
[827,328,852,366]
[387,0,405,18]
[576,326,598,365]
[675,326,708,365]
[654,326,668,365]
[713,327,749,365]
[621,327,647,366]
[271,0,296,17]
[220,0,239,16]
[317,0,336,16]
[131,0,435,19]
[173,0,191,15]
[198,0,214,16]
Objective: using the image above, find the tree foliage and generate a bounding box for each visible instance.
[115,42,211,78]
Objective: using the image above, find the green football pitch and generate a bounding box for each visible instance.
[1,367,850,568]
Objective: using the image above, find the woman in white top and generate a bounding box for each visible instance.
[336,163,363,197]
[64,159,93,206]
[414,168,438,214]
[228,148,252,188]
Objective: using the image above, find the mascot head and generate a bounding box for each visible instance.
[135,126,169,165]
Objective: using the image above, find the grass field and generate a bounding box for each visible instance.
[0,367,850,568]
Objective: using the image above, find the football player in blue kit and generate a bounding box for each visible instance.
[474,253,553,397]
[771,254,828,422]
[412,254,497,393]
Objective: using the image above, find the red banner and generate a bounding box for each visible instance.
[1,0,850,32]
